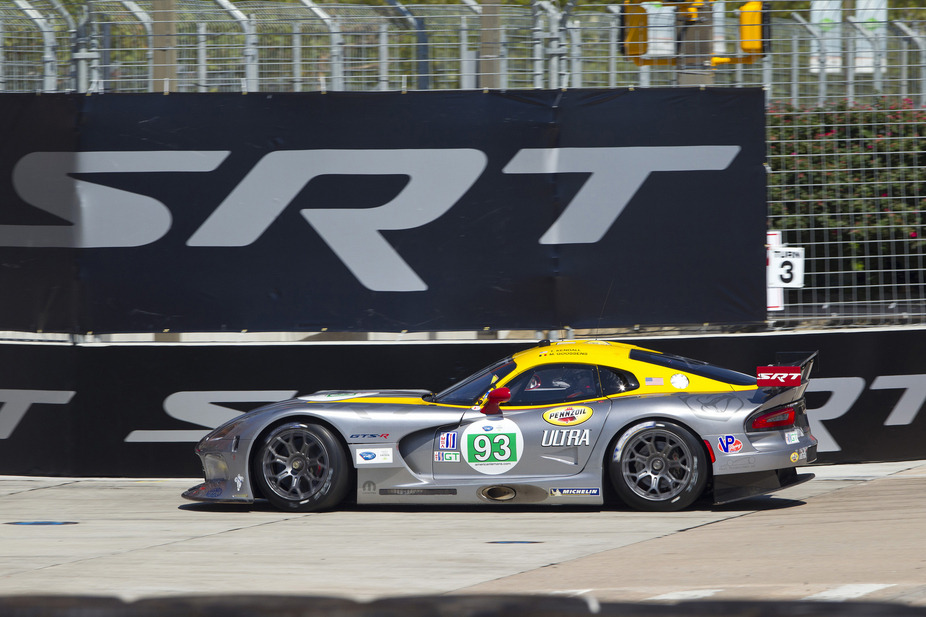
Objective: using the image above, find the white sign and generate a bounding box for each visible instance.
[810,0,844,74]
[768,247,805,288]
[767,231,783,311]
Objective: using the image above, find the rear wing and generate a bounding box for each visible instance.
[757,351,818,389]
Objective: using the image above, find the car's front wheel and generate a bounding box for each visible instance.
[609,421,707,512]
[253,422,349,512]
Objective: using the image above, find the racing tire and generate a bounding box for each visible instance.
[609,420,707,512]
[253,422,350,513]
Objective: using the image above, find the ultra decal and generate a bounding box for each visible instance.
[541,429,591,447]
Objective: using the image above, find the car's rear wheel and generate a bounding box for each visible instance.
[609,421,707,512]
[253,422,349,512]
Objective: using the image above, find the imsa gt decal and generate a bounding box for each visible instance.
[461,418,524,475]
[542,405,593,426]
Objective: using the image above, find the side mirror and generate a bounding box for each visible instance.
[481,387,511,415]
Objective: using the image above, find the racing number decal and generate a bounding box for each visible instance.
[461,418,524,475]
[470,433,513,462]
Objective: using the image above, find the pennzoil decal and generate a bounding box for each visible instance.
[542,406,593,426]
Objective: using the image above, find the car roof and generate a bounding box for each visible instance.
[512,340,652,369]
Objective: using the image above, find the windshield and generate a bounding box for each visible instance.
[434,357,517,406]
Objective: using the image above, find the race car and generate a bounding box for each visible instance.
[182,340,818,512]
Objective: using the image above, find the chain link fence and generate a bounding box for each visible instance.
[1,0,924,334]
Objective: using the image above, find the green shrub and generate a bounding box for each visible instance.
[767,97,926,303]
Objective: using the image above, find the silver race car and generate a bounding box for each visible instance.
[183,340,818,512]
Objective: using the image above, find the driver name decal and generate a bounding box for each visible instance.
[461,418,524,475]
[542,405,593,427]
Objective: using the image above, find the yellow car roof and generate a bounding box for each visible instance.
[510,340,754,393]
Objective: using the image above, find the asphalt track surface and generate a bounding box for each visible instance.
[1,460,925,605]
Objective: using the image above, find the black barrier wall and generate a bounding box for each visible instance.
[1,328,924,476]
[0,89,766,333]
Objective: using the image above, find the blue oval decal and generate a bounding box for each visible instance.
[359,451,377,460]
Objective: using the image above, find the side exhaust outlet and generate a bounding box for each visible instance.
[479,486,517,501]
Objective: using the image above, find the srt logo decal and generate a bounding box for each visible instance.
[3,147,740,291]
[757,367,802,387]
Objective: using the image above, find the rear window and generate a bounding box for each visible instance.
[629,349,756,386]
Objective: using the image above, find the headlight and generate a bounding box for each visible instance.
[204,417,246,441]
[203,454,228,480]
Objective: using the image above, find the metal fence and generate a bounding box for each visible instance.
[1,0,925,332]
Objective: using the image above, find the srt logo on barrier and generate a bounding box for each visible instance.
[0,389,75,439]
[3,379,925,451]
[2,147,740,291]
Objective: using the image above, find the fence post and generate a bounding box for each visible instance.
[13,0,57,92]
[536,1,559,89]
[152,0,177,92]
[379,23,388,91]
[500,26,508,89]
[245,16,258,92]
[568,19,581,88]
[47,0,75,91]
[846,25,854,105]
[792,13,825,107]
[531,6,544,88]
[607,7,618,89]
[298,0,343,91]
[480,0,501,89]
[119,1,153,91]
[293,21,301,92]
[460,15,473,88]
[791,32,799,107]
[197,22,207,92]
[847,16,882,96]
[383,0,427,90]
[0,19,4,92]
[892,21,926,107]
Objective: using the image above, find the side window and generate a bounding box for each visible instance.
[598,365,640,395]
[504,364,601,406]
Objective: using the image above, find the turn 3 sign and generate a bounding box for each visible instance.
[768,247,805,288]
